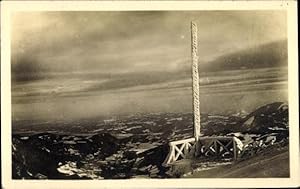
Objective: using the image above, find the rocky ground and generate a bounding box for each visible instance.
[184,144,289,178]
[12,102,289,179]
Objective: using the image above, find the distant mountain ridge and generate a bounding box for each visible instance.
[201,40,287,72]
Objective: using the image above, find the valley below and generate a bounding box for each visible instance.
[12,102,289,179]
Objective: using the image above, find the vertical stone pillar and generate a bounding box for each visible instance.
[191,21,201,143]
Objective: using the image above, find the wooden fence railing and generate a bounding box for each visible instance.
[163,136,243,166]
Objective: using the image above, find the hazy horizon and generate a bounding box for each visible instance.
[11,11,288,121]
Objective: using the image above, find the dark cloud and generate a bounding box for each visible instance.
[11,11,288,120]
[11,11,287,81]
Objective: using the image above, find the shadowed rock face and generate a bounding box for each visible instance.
[12,102,289,179]
[12,133,121,179]
[241,102,288,134]
[12,132,170,179]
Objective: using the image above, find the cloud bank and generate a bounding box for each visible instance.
[12,11,287,81]
[11,11,288,120]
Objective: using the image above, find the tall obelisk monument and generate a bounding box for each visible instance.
[191,21,201,143]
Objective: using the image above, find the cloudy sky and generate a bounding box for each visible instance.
[11,11,288,121]
[11,11,287,78]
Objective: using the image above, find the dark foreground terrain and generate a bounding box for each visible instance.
[185,144,289,178]
[12,102,289,179]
